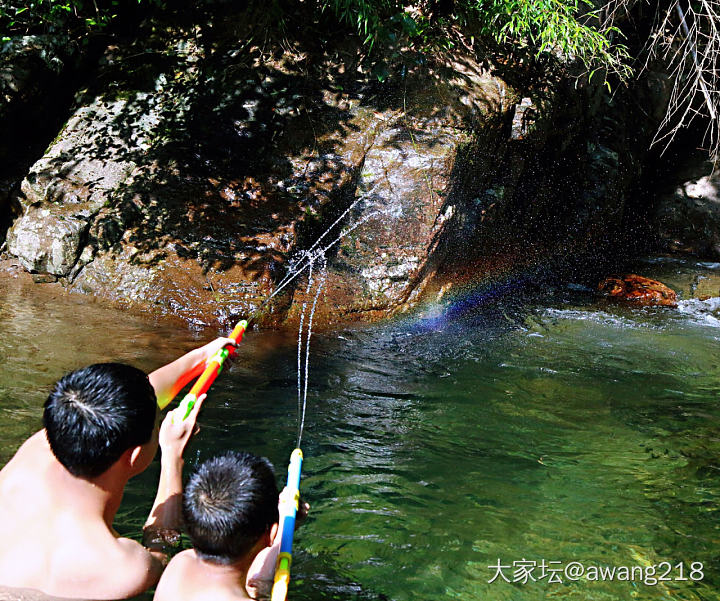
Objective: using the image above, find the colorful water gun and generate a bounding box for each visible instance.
[157,316,304,599]
[158,320,248,416]
[272,448,304,601]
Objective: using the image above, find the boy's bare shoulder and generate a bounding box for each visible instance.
[155,551,253,601]
[22,536,164,601]
[0,432,49,478]
[153,550,197,601]
[109,536,164,595]
[159,549,197,577]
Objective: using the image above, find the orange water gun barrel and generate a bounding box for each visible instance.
[160,320,247,418]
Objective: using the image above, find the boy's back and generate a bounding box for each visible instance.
[0,432,159,599]
[154,550,254,601]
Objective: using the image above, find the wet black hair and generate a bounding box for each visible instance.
[183,451,279,564]
[43,363,157,478]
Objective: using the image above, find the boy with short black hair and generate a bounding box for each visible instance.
[154,451,290,601]
[43,363,158,479]
[0,337,235,600]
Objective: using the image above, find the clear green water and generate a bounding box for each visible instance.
[1,257,719,601]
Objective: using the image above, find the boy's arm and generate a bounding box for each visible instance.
[246,533,282,600]
[144,336,236,547]
[149,338,237,409]
[246,491,310,599]
[143,395,207,559]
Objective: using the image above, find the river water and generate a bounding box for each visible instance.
[1,256,718,601]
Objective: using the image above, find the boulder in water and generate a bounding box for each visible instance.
[598,274,678,307]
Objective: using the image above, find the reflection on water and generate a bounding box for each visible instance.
[1,258,719,601]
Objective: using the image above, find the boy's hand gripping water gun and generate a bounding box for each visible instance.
[158,320,247,418]
[272,448,304,601]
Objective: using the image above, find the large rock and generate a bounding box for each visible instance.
[4,24,505,327]
[313,118,460,318]
[5,29,202,280]
[6,205,88,275]
[6,93,159,278]
[19,94,162,210]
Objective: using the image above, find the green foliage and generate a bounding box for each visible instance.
[319,0,631,80]
[466,0,631,77]
[0,0,160,36]
[325,0,433,50]
[1,0,631,84]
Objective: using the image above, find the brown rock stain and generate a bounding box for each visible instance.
[598,274,678,307]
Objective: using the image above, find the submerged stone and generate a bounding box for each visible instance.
[598,274,678,307]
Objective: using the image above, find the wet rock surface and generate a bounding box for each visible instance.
[598,274,678,307]
[654,166,720,260]
[307,119,461,321]
[7,206,88,276]
[0,11,712,328]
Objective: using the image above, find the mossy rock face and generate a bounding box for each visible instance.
[8,93,157,280]
[19,94,158,211]
[4,21,499,327]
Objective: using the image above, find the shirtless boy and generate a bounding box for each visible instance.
[0,338,235,600]
[153,451,286,601]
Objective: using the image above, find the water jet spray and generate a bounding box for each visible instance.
[163,198,379,600]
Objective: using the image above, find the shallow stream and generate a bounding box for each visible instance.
[1,256,719,600]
